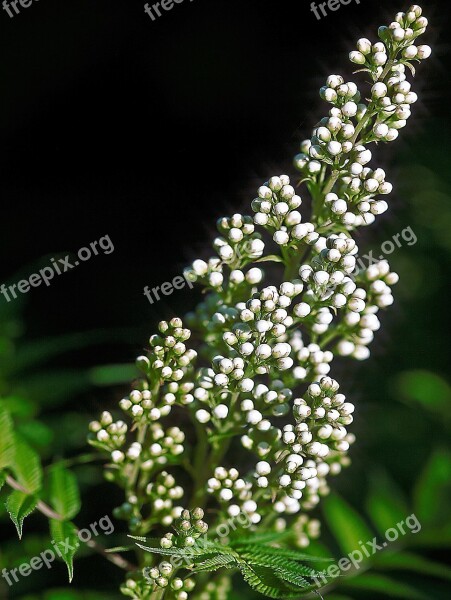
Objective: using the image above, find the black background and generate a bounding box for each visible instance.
[0,0,448,345]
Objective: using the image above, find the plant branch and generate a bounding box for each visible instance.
[5,475,137,572]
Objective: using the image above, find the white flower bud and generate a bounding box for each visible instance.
[213,404,229,419]
[342,101,358,117]
[273,231,290,245]
[245,267,263,285]
[192,259,208,276]
[350,51,366,65]
[371,82,387,98]
[247,410,263,425]
[417,45,431,59]
[294,302,311,318]
[357,38,372,54]
[196,409,211,424]
[209,272,223,287]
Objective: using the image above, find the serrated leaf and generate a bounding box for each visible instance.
[10,436,42,493]
[190,554,236,573]
[48,464,81,520]
[366,470,410,534]
[0,403,15,468]
[374,551,451,581]
[236,544,331,563]
[240,563,288,599]
[128,534,149,542]
[136,538,227,561]
[241,551,320,577]
[240,563,302,599]
[342,573,428,599]
[322,493,374,556]
[242,551,314,587]
[5,490,37,538]
[274,566,310,588]
[50,519,79,582]
[414,448,451,525]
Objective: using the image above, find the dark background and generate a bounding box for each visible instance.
[0,0,450,598]
[0,0,447,340]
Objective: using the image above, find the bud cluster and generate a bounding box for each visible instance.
[88,8,430,598]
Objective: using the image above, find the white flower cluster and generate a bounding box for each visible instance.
[251,175,303,246]
[294,6,430,234]
[90,8,430,597]
[145,470,184,527]
[207,467,261,524]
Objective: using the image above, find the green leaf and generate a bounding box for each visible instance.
[127,534,148,542]
[240,563,303,599]
[190,554,237,573]
[48,465,81,520]
[395,370,451,417]
[49,520,79,582]
[240,563,288,599]
[342,573,428,599]
[414,448,451,525]
[17,420,54,449]
[242,552,318,578]
[136,539,227,560]
[374,551,451,581]
[0,471,6,491]
[235,544,331,563]
[274,566,310,589]
[5,490,38,538]
[322,492,374,555]
[366,470,410,534]
[10,436,42,493]
[0,403,15,469]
